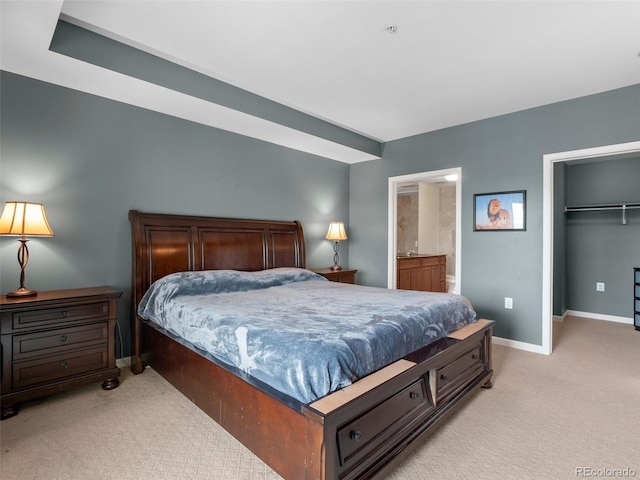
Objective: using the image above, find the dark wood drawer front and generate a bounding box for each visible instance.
[436,344,485,401]
[332,273,355,284]
[311,269,357,284]
[13,347,108,389]
[12,302,109,330]
[13,323,108,360]
[337,379,431,466]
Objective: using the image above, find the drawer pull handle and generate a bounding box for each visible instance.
[350,430,362,442]
[61,311,69,318]
[60,362,69,369]
[440,374,448,381]
[59,335,68,343]
[472,354,479,360]
[409,391,420,400]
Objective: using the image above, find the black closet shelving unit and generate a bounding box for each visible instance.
[635,268,640,331]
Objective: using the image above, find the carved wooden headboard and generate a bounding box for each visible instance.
[129,210,306,310]
[129,210,306,371]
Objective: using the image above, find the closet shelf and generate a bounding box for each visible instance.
[565,203,640,225]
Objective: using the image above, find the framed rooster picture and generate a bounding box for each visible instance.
[474,190,526,231]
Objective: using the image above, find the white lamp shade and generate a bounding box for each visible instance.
[325,222,347,241]
[0,202,54,236]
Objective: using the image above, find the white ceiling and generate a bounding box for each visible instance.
[2,1,640,163]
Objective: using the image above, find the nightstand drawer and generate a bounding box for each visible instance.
[11,302,109,330]
[12,322,109,360]
[311,269,357,284]
[13,347,108,389]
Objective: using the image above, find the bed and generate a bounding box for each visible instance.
[129,210,494,480]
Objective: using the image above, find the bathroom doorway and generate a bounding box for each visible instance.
[388,168,462,292]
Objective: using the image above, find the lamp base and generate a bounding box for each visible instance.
[329,264,343,271]
[6,287,37,297]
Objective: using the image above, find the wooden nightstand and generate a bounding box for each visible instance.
[311,268,358,284]
[0,286,122,419]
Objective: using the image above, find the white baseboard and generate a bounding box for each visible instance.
[566,310,633,325]
[492,336,548,354]
[494,310,634,355]
[553,311,568,322]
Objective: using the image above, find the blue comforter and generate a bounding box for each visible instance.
[138,268,476,404]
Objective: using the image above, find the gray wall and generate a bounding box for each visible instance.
[564,157,640,317]
[2,70,639,351]
[349,84,640,345]
[0,72,350,357]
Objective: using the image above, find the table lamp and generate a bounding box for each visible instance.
[0,201,54,297]
[325,221,348,271]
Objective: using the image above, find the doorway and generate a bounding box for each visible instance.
[388,167,462,291]
[542,141,640,355]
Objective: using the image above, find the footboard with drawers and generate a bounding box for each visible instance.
[303,319,493,480]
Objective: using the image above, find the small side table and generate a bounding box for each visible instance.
[311,268,357,284]
[0,286,122,419]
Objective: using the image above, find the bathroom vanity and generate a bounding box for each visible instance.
[396,254,447,293]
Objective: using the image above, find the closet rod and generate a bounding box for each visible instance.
[564,203,640,212]
[564,203,640,225]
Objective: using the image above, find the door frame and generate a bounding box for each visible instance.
[388,167,462,290]
[542,141,640,355]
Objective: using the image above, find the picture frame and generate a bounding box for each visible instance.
[474,190,526,231]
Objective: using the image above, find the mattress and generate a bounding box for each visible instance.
[137,268,477,403]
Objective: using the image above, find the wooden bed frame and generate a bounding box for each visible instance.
[129,210,494,480]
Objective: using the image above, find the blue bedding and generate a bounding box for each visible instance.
[138,268,477,404]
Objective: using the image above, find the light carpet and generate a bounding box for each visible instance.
[2,316,639,480]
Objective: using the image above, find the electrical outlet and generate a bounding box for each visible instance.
[504,297,513,309]
[596,282,605,292]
